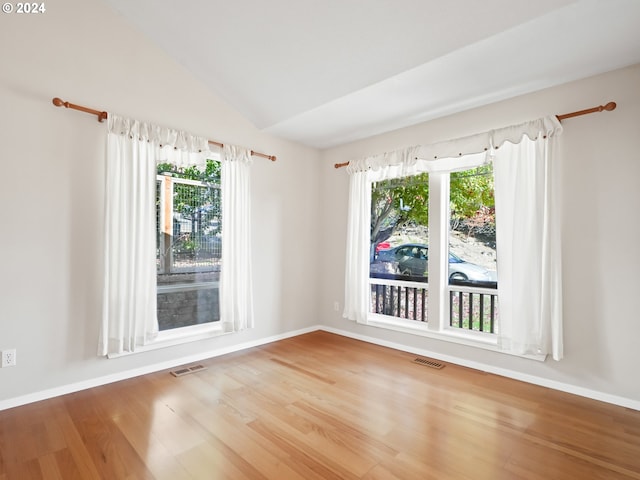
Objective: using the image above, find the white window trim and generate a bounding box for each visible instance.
[367,313,545,361]
[107,322,231,359]
[151,167,223,352]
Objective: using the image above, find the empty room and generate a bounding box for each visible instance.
[1,0,640,478]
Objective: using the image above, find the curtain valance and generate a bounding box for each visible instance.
[107,114,211,153]
[107,114,214,170]
[346,146,420,174]
[490,116,562,148]
[345,116,563,177]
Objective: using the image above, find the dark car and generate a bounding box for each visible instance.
[374,243,496,281]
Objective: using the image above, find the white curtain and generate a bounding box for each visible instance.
[220,145,254,332]
[493,117,564,360]
[343,169,371,323]
[101,116,159,355]
[100,114,210,356]
[343,147,420,323]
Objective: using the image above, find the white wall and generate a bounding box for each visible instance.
[0,0,321,403]
[319,64,640,405]
[2,0,638,410]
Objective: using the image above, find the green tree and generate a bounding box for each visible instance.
[370,165,495,251]
[371,173,429,247]
[157,159,221,183]
[449,164,495,237]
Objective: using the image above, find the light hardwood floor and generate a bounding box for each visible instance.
[1,331,639,479]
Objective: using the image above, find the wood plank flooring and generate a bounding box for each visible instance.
[1,331,639,479]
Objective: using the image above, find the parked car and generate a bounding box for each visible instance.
[374,243,496,281]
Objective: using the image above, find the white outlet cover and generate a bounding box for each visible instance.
[2,349,16,367]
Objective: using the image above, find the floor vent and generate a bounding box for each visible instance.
[413,357,445,369]
[170,364,207,377]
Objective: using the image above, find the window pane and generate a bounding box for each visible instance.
[448,164,498,333]
[370,174,429,322]
[449,164,497,284]
[156,160,222,331]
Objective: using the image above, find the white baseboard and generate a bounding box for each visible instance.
[319,325,640,412]
[0,325,318,412]
[2,324,639,412]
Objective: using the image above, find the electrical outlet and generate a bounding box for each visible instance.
[334,301,340,312]
[1,349,16,367]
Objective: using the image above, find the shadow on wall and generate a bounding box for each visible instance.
[67,122,106,362]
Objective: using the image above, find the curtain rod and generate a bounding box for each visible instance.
[333,101,617,169]
[52,97,277,162]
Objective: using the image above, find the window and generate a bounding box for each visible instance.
[156,160,222,331]
[370,174,429,322]
[369,164,497,337]
[102,115,255,357]
[346,118,563,359]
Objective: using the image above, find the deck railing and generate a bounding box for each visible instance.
[448,280,498,334]
[370,273,428,322]
[369,274,498,333]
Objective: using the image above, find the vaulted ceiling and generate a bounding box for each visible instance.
[100,0,640,148]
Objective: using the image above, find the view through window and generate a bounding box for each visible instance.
[156,160,222,331]
[449,164,498,333]
[369,164,498,333]
[370,173,430,321]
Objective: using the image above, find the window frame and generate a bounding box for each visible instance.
[155,156,223,336]
[366,168,545,361]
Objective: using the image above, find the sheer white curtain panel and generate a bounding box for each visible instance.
[101,116,158,355]
[343,170,371,323]
[343,147,420,323]
[493,116,564,360]
[220,145,255,332]
[100,114,211,356]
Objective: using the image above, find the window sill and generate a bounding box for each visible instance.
[107,322,231,359]
[366,314,546,362]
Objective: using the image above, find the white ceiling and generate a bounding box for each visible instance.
[101,0,640,149]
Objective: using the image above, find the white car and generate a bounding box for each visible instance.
[375,243,496,282]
